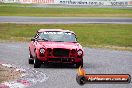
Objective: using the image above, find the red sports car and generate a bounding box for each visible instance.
[28,29,84,68]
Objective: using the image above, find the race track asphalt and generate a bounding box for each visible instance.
[0,16,132,24]
[0,42,132,88]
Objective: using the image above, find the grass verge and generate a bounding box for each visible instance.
[0,3,132,17]
[0,23,132,50]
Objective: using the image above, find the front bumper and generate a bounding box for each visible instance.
[47,58,74,63]
[38,56,82,64]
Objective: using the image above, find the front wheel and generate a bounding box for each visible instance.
[29,49,33,58]
[29,59,34,64]
[34,58,41,68]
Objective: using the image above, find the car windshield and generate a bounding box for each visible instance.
[37,31,77,42]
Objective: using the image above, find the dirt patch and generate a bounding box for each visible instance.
[0,64,23,83]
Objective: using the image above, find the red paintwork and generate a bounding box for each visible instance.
[29,29,83,64]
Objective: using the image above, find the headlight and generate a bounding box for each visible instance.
[77,50,83,56]
[39,48,45,54]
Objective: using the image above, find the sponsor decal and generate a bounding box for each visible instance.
[129,1,132,5]
[58,0,132,6]
[21,0,54,4]
[2,0,132,6]
[76,67,131,85]
[43,32,72,35]
[59,0,104,5]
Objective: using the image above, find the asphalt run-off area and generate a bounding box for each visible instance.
[0,16,132,24]
[0,43,131,88]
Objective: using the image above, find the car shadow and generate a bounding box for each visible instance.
[40,63,75,69]
[37,62,99,69]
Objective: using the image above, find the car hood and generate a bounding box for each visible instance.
[38,42,81,50]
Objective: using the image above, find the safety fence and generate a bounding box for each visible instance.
[0,0,132,7]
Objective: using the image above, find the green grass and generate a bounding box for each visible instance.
[0,23,132,50]
[0,3,132,17]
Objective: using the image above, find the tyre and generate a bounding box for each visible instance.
[29,52,33,58]
[29,59,34,64]
[76,59,83,68]
[34,58,41,68]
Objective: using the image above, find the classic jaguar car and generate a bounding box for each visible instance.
[28,29,84,68]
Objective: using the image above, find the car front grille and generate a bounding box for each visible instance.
[53,48,70,57]
[48,58,73,63]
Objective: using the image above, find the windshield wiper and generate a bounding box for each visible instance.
[71,41,77,43]
[42,38,49,41]
[53,41,77,43]
[53,41,64,42]
[38,38,49,41]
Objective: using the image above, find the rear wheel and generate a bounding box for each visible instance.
[75,59,83,68]
[34,58,42,68]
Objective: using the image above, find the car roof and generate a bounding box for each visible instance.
[38,29,75,34]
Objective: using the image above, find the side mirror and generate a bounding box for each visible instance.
[31,38,35,41]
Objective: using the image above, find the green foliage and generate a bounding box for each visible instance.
[0,23,132,48]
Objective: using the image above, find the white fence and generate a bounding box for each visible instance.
[1,0,132,6]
